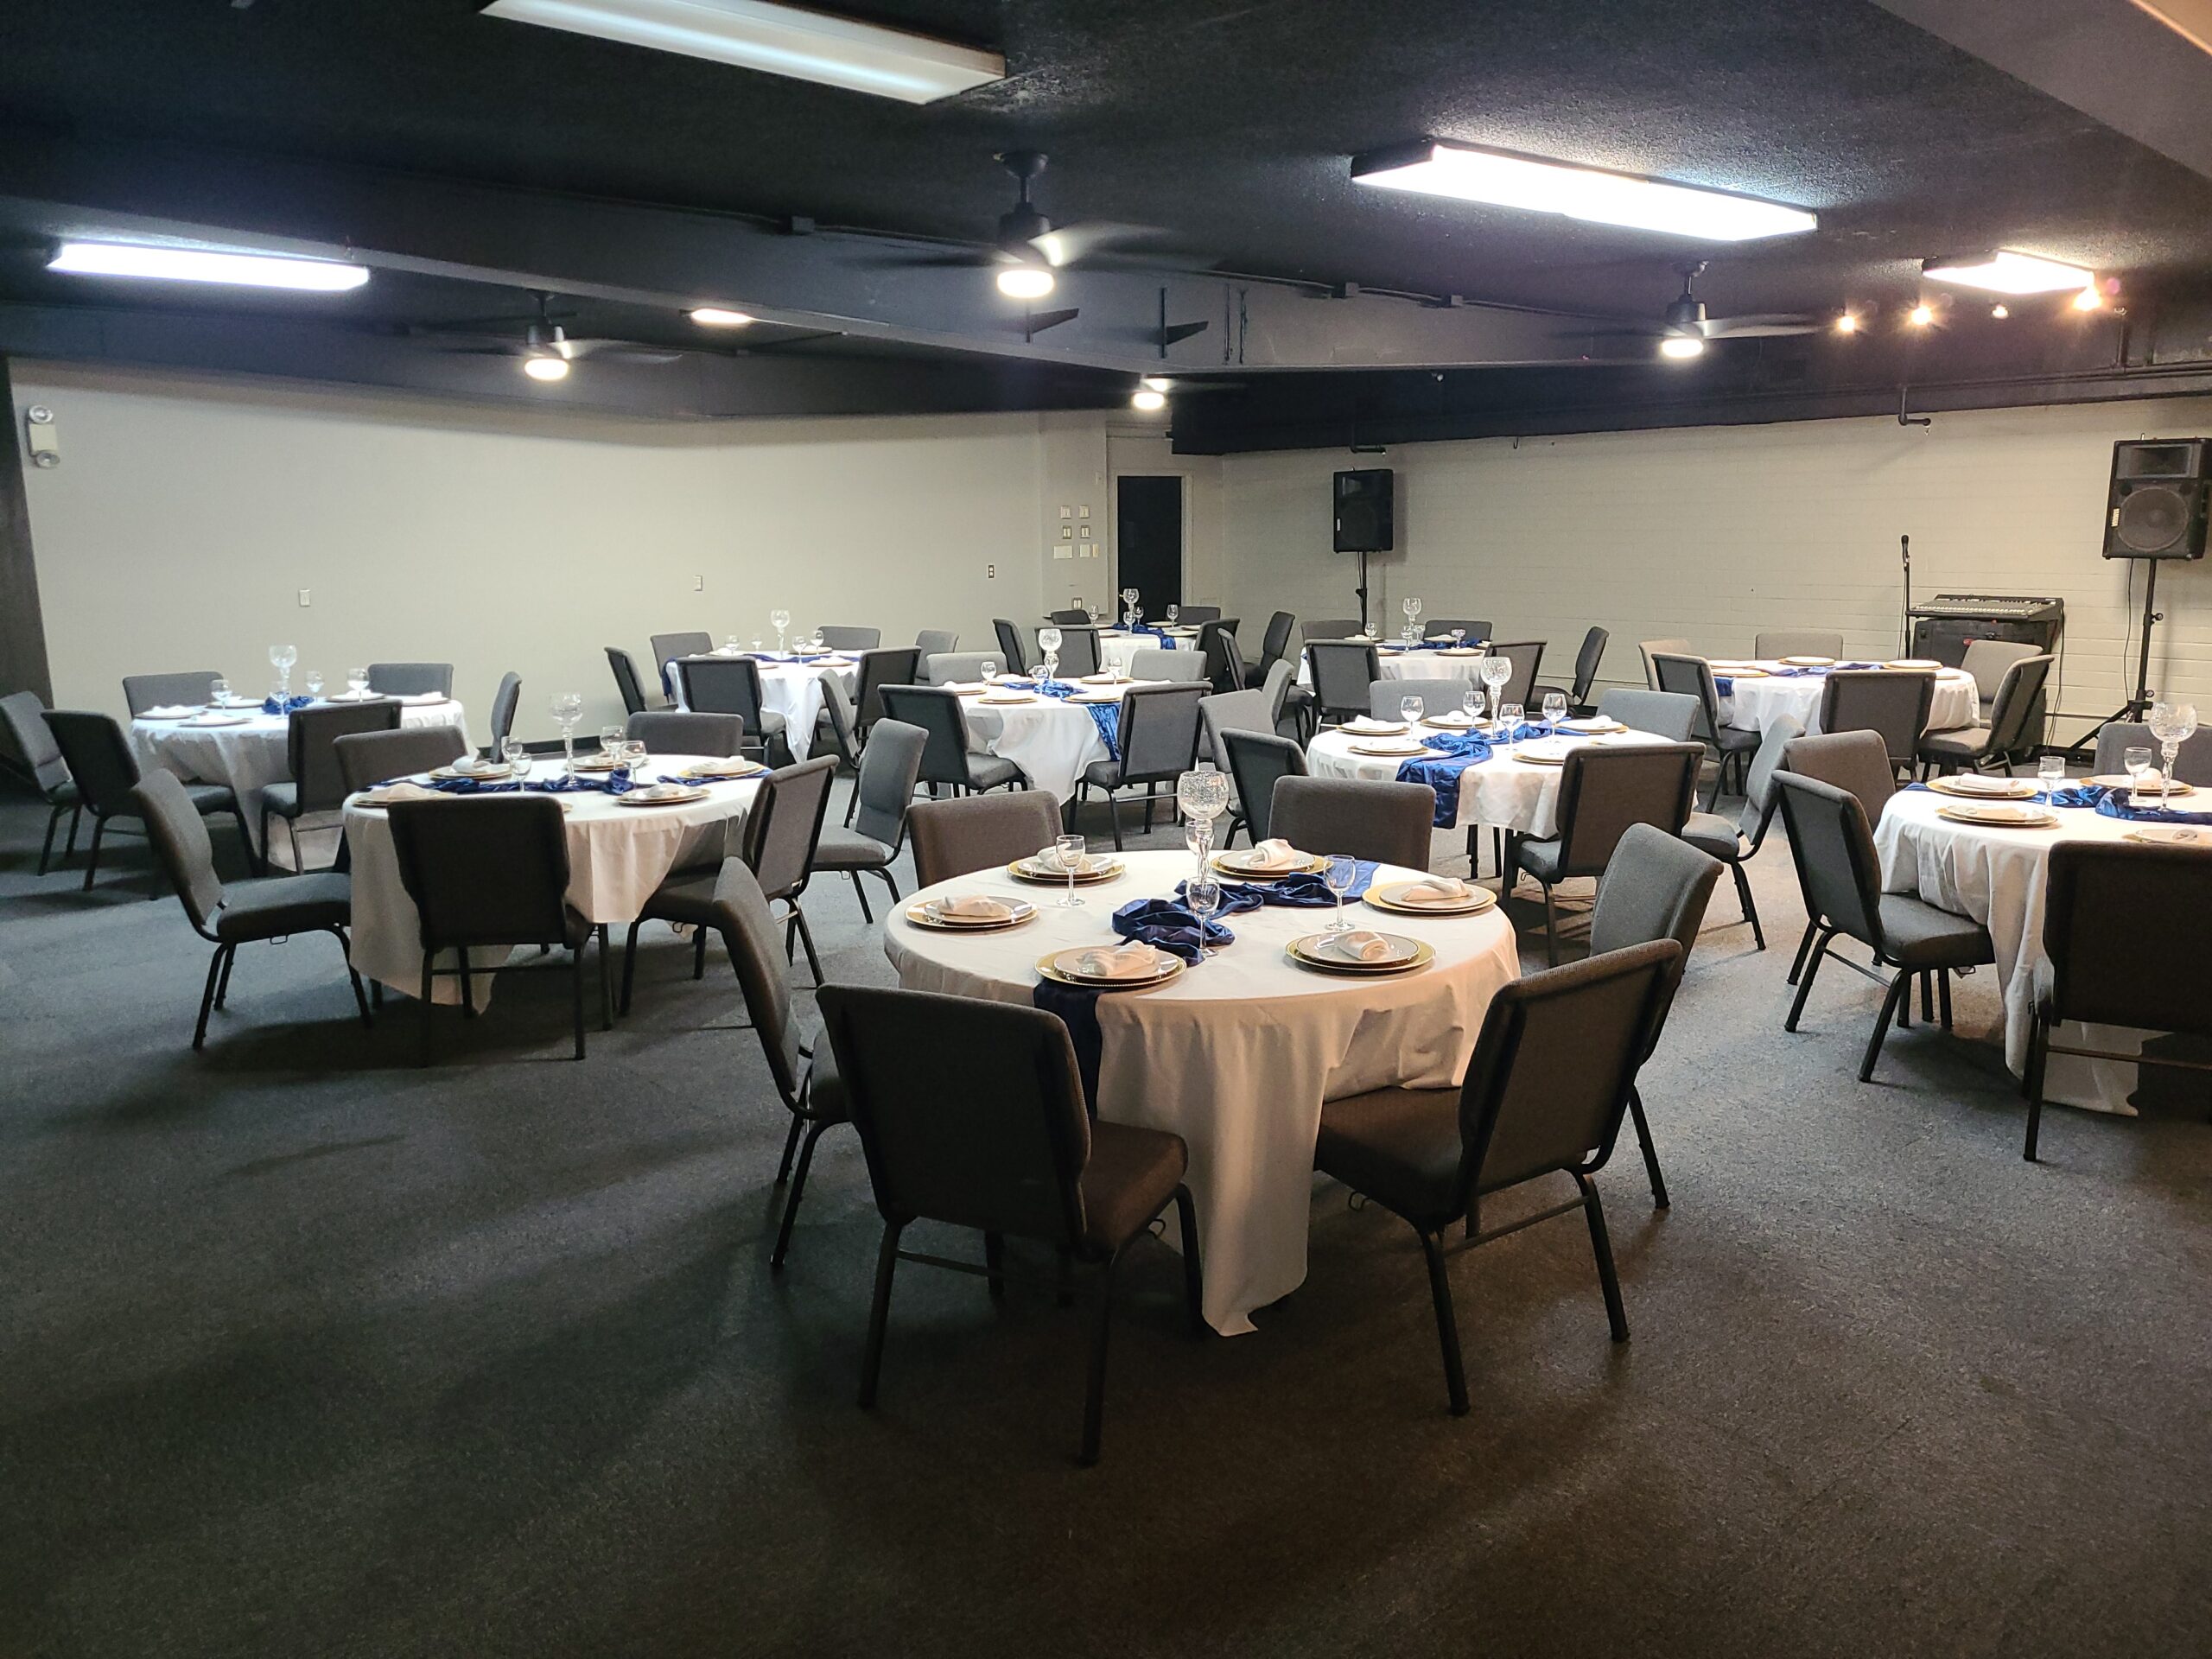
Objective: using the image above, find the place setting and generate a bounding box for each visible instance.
[1211,837,1328,879]
[1363,873,1497,916]
[906,893,1039,933]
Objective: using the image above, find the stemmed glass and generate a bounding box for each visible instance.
[347,667,369,700]
[1166,604,1180,627]
[1129,601,1144,631]
[770,608,791,652]
[1038,626,1064,683]
[1449,627,1467,649]
[1120,587,1139,628]
[1498,702,1525,756]
[1186,872,1223,956]
[1541,691,1568,732]
[1462,685,1485,727]
[1402,596,1423,646]
[550,691,583,777]
[981,658,999,683]
[2037,753,2066,805]
[2150,702,2199,811]
[2124,744,2156,805]
[599,724,625,767]
[304,671,324,701]
[1175,770,1230,877]
[1399,694,1425,727]
[269,644,297,699]
[1053,832,1088,907]
[1324,853,1358,932]
[1480,654,1511,724]
[503,736,531,779]
[210,676,232,707]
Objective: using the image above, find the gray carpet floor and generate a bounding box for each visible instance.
[2,779,2209,1659]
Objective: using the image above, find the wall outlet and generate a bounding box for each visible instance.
[694,575,703,592]
[298,588,311,607]
[987,563,996,579]
[1052,545,1074,561]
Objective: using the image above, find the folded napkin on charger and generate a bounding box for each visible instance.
[143,704,200,719]
[677,757,756,779]
[1075,940,1173,978]
[1333,929,1397,962]
[1034,844,1094,874]
[1111,898,1234,963]
[1401,875,1472,905]
[354,781,444,806]
[397,692,448,705]
[933,893,1014,921]
[1239,837,1305,871]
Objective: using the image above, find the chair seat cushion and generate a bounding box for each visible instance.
[1081,757,1124,789]
[185,782,239,817]
[1877,893,1996,969]
[1516,836,1565,883]
[755,709,788,737]
[639,869,720,926]
[811,824,894,871]
[48,779,79,806]
[1714,724,1761,753]
[1079,1120,1189,1254]
[261,780,301,819]
[214,871,353,942]
[1314,1084,1461,1228]
[1918,725,1992,759]
[1681,811,1745,861]
[968,753,1027,791]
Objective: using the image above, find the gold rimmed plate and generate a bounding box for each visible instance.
[1337,721,1408,738]
[1212,850,1326,878]
[1935,802,2057,829]
[617,785,710,807]
[979,691,1036,705]
[1363,881,1497,917]
[1510,738,1574,765]
[1717,666,1770,679]
[906,897,1037,932]
[1782,655,1836,667]
[1007,855,1126,886]
[1036,946,1185,991]
[1885,658,1942,670]
[1285,931,1434,976]
[181,713,252,728]
[432,763,513,782]
[572,753,625,772]
[1420,714,1483,731]
[2087,774,2193,796]
[2125,823,2211,847]
[1927,775,2038,800]
[1349,740,1432,758]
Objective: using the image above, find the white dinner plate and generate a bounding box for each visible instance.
[979,692,1035,704]
[1338,721,1408,737]
[181,714,251,728]
[1927,775,2037,799]
[1556,716,1627,734]
[1706,659,1758,671]
[1038,946,1185,989]
[1510,738,1574,765]
[2087,774,2193,796]
[1935,802,2057,828]
[1008,855,1125,886]
[907,897,1036,931]
[1349,740,1431,758]
[1212,849,1325,878]
[1363,881,1497,916]
[1885,658,1943,670]
[618,785,709,806]
[2124,823,2211,847]
[1781,655,1837,667]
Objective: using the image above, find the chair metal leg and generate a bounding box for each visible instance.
[1143,782,1156,832]
[64,803,83,861]
[598,925,612,1030]
[214,946,236,1009]
[1078,1250,1122,1465]
[1785,928,1834,1031]
[2024,1013,2050,1161]
[693,925,709,980]
[418,951,436,1066]
[774,1113,805,1185]
[82,816,105,890]
[1107,791,1124,851]
[1172,1185,1205,1336]
[771,1119,829,1268]
[1859,970,1909,1082]
[38,802,63,875]
[285,816,301,878]
[791,904,823,986]
[983,1230,1006,1301]
[1419,1229,1470,1416]
[338,931,372,1027]
[1939,967,1954,1031]
[876,869,900,905]
[1730,859,1764,950]
[620,920,643,1014]
[1787,920,1818,985]
[857,1222,903,1409]
[192,947,226,1051]
[1626,1085,1669,1209]
[1541,882,1561,967]
[1579,1174,1630,1342]
[571,944,588,1059]
[849,871,874,924]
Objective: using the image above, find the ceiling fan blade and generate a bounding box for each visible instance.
[1029,221,1160,267]
[855,247,1000,270]
[1702,318,1823,339]
[433,343,524,356]
[563,339,687,363]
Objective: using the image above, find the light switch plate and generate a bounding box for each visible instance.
[298,588,311,607]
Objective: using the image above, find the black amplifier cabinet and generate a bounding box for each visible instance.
[1907,594,2065,669]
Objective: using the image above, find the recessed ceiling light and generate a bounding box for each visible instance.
[1131,387,1167,411]
[1908,302,1936,327]
[1351,140,1817,242]
[1834,312,1859,334]
[482,0,1004,104]
[1990,303,2010,320]
[1141,376,1173,391]
[1658,335,1706,359]
[688,306,754,327]
[2072,285,2106,312]
[48,239,370,291]
[524,353,571,382]
[995,265,1055,300]
[1922,250,2096,296]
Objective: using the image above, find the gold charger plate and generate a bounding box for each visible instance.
[1007,856,1126,886]
[1433,647,1484,658]
[1212,850,1326,878]
[906,899,1037,932]
[1782,655,1836,667]
[2088,774,2193,795]
[1421,715,1483,731]
[1036,947,1186,990]
[979,692,1036,704]
[1935,803,2057,828]
[1717,667,1770,679]
[1349,741,1432,758]
[2124,824,2211,847]
[1363,882,1497,917]
[1927,775,2038,800]
[1284,931,1435,976]
[1338,721,1408,737]
[573,754,624,772]
[617,785,710,807]
[1885,658,1943,670]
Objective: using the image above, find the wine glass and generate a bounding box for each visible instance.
[1038,626,1063,683]
[2037,753,2066,804]
[770,607,791,652]
[1402,596,1423,645]
[1449,627,1467,649]
[1498,702,1525,754]
[599,723,624,764]
[1399,695,1425,727]
[503,736,531,779]
[2150,702,2198,811]
[550,691,583,775]
[1541,691,1568,731]
[347,667,369,699]
[1186,873,1223,955]
[1462,685,1485,727]
[723,634,741,655]
[1324,853,1358,932]
[210,676,231,707]
[304,670,324,700]
[1166,604,1180,627]
[1175,771,1230,874]
[270,644,297,698]
[981,658,999,683]
[1053,832,1088,908]
[1120,586,1139,628]
[2123,744,2156,805]
[1480,653,1511,716]
[1129,601,1144,630]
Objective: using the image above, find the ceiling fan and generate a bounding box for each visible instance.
[411,291,690,378]
[1576,262,1825,359]
[874,151,1163,296]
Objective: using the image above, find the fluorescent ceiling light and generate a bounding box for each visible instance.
[688,306,754,327]
[1921,250,2095,296]
[48,240,370,291]
[482,0,1004,104]
[1351,140,1816,242]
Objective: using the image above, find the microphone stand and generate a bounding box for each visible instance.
[1899,534,1912,658]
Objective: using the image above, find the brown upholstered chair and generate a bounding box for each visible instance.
[1510,743,1702,964]
[1270,776,1434,871]
[1753,629,1844,660]
[626,710,745,756]
[907,791,1062,887]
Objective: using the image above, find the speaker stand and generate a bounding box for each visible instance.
[2063,556,2164,760]
[1354,548,1370,636]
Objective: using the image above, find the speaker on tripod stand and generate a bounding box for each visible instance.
[2078,438,2209,750]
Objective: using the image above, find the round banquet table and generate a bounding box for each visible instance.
[1306,724,1674,837]
[131,695,471,861]
[1095,628,1200,675]
[667,650,857,760]
[1296,644,1491,688]
[1873,786,2187,1113]
[342,755,761,1007]
[1716,662,1979,736]
[884,849,1522,1334]
[950,677,1171,804]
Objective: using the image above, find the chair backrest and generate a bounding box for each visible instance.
[1984,654,2055,755]
[650,632,714,675]
[1737,714,1806,843]
[121,671,221,716]
[741,755,837,902]
[1486,641,1547,711]
[674,656,765,726]
[816,671,862,767]
[1753,630,1844,661]
[908,791,1062,887]
[1205,627,1249,695]
[2094,719,2212,785]
[1589,823,1723,1059]
[2044,841,2212,1036]
[1780,728,1896,821]
[131,768,225,935]
[850,718,926,849]
[1176,605,1222,625]
[1770,772,1885,950]
[41,710,140,812]
[1046,608,1092,626]
[388,796,573,947]
[1128,648,1185,681]
[1649,652,1722,744]
[334,725,469,792]
[1818,669,1933,768]
[1548,743,1701,880]
[1368,677,1467,719]
[289,700,404,813]
[488,671,522,748]
[606,646,650,715]
[1303,618,1361,641]
[1455,940,1680,1204]
[1420,619,1490,644]
[1261,658,1294,728]
[876,685,972,789]
[1961,638,2041,704]
[914,628,960,658]
[1638,639,1692,690]
[705,857,804,1104]
[1271,776,1434,869]
[1259,611,1296,671]
[818,984,1095,1245]
[817,625,880,652]
[627,710,744,755]
[854,647,921,728]
[1115,683,1206,785]
[1307,641,1381,716]
[1595,688,1699,742]
[922,652,994,686]
[1222,730,1306,843]
[1198,687,1274,777]
[993,619,1031,671]
[367,662,453,698]
[1567,626,1610,701]
[1046,626,1101,679]
[0,690,70,795]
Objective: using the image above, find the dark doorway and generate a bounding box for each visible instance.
[1115,475,1183,622]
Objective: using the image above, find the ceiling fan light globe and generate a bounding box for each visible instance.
[996,265,1056,299]
[1658,335,1705,359]
[523,353,570,382]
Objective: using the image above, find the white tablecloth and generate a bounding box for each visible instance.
[885,850,1522,1334]
[667,652,858,760]
[1096,630,1198,675]
[1717,663,1979,736]
[342,754,760,1006]
[1306,726,1671,837]
[131,696,471,857]
[952,678,1171,804]
[1296,645,1491,688]
[1872,788,2172,1112]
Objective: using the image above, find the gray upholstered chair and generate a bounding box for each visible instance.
[909,791,1062,887]
[2026,841,2212,1161]
[1753,630,1844,660]
[2,689,81,875]
[817,625,880,652]
[261,700,403,870]
[1960,639,2042,721]
[1222,731,1306,848]
[121,671,222,716]
[814,672,866,823]
[1128,648,1186,682]
[1484,641,1548,711]
[878,684,1027,796]
[44,709,253,893]
[852,647,920,736]
[367,663,453,698]
[606,646,654,715]
[1681,715,1803,950]
[676,657,789,764]
[1046,608,1092,626]
[922,652,994,686]
[1419,619,1490,644]
[1076,683,1207,849]
[994,619,1032,673]
[1819,670,1933,774]
[486,671,522,755]
[1511,743,1702,964]
[810,717,926,922]
[1260,658,1295,731]
[1533,626,1609,715]
[133,769,366,1050]
[1303,619,1363,641]
[1652,652,1761,808]
[385,794,608,1063]
[334,726,469,794]
[626,710,745,756]
[2093,719,2212,785]
[816,983,1202,1465]
[1198,687,1274,844]
[1638,638,1692,689]
[1307,640,1381,724]
[913,628,959,659]
[1916,655,2054,778]
[650,632,713,680]
[1369,678,1470,721]
[1248,611,1298,687]
[1773,772,1995,1082]
[1044,626,1102,680]
[1589,825,1723,1208]
[1313,938,1680,1414]
[1595,688,1699,742]
[1777,728,1898,987]
[1198,620,1244,694]
[1175,605,1222,625]
[1270,776,1434,870]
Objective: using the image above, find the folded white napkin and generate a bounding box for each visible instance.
[143,704,200,719]
[681,757,755,776]
[1072,942,1160,979]
[1402,876,1471,905]
[1950,773,2022,795]
[356,781,443,805]
[1036,845,1093,874]
[1343,716,1404,734]
[1334,929,1396,962]
[1424,709,1475,726]
[1243,838,1301,870]
[933,893,1013,921]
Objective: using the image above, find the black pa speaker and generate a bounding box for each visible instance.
[1333,468,1395,553]
[2102,439,2209,561]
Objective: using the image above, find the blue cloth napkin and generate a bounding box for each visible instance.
[417,767,638,796]
[1192,861,1379,906]
[1033,982,1105,1110]
[2097,788,2212,826]
[1002,677,1121,758]
[1110,897,1233,963]
[262,694,314,715]
[1395,732,1495,828]
[1714,677,1735,696]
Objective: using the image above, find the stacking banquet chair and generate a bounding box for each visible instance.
[2094,719,2212,785]
[676,657,789,765]
[334,725,469,795]
[1485,641,1548,712]
[809,718,926,922]
[1128,649,1186,682]
[1772,772,1994,1082]
[817,983,1204,1465]
[650,632,713,683]
[814,674,866,822]
[1196,620,1243,691]
[1753,630,1845,660]
[1246,611,1297,688]
[1198,688,1277,845]
[121,671,221,717]
[1819,669,1933,778]
[1307,640,1381,725]
[909,791,1062,887]
[1587,826,1723,1208]
[1047,626,1103,679]
[1221,731,1306,848]
[1313,938,1680,1414]
[1176,605,1223,625]
[262,700,402,871]
[1046,608,1093,626]
[1,690,81,875]
[914,628,960,660]
[852,647,920,740]
[1915,654,2054,779]
[2025,841,2212,1161]
[385,794,611,1064]
[878,684,1027,797]
[817,625,880,652]
[1652,652,1761,809]
[44,709,254,893]
[1075,683,1206,849]
[922,652,993,686]
[1421,618,1490,644]
[1960,639,2042,723]
[1370,678,1469,720]
[1637,638,1691,690]
[1595,689,1698,742]
[1271,776,1433,870]
[1777,728,1897,984]
[486,671,522,757]
[626,710,744,755]
[1511,743,1702,966]
[1534,626,1609,715]
[1681,715,1803,949]
[367,662,453,698]
[1303,619,1362,641]
[994,619,1032,675]
[606,646,655,716]
[134,770,368,1051]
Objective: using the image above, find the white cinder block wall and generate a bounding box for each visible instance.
[1218,397,2212,727]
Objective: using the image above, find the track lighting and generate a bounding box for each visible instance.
[524,353,570,382]
[996,265,1055,299]
[688,307,755,327]
[1834,312,1859,334]
[1991,303,2010,320]
[1657,335,1705,360]
[2071,285,2105,312]
[1908,302,1936,327]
